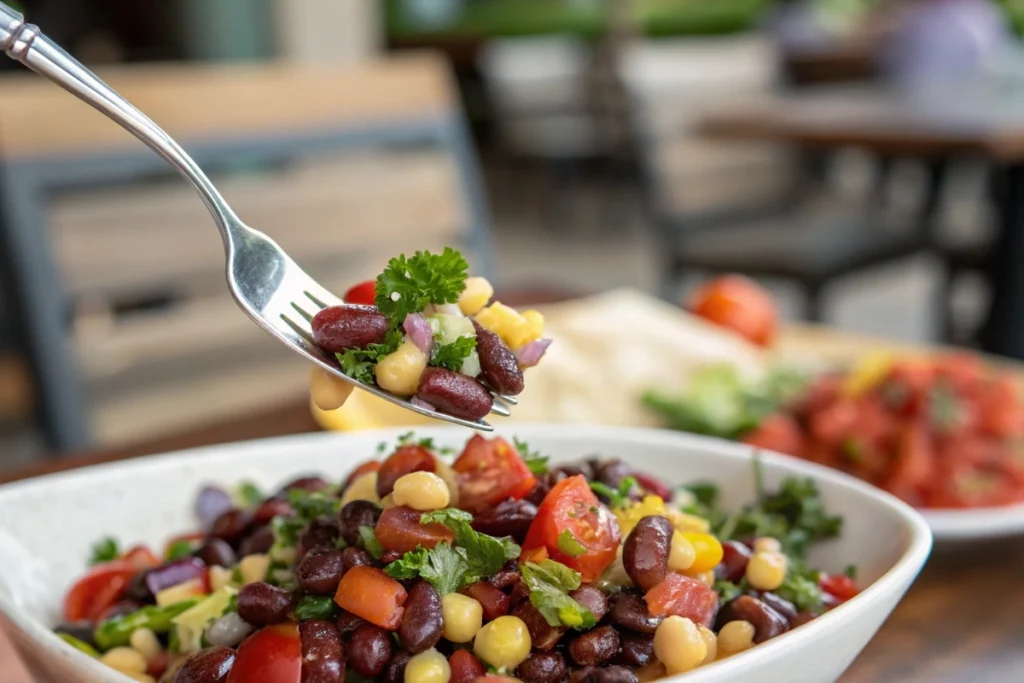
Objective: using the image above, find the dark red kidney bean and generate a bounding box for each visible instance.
[472,321,525,396]
[381,650,410,683]
[375,447,437,499]
[145,558,208,596]
[96,599,142,623]
[791,611,818,628]
[399,581,443,654]
[299,620,345,683]
[561,461,596,479]
[608,592,662,634]
[569,585,609,622]
[335,610,366,635]
[511,600,565,650]
[461,581,511,622]
[237,582,295,626]
[311,305,389,353]
[339,500,383,545]
[238,525,275,557]
[470,499,538,543]
[282,476,331,494]
[488,562,521,591]
[617,632,654,668]
[570,665,639,683]
[632,472,672,501]
[299,519,341,559]
[253,498,293,526]
[525,471,567,506]
[716,595,790,643]
[196,487,234,529]
[568,625,620,666]
[381,550,402,564]
[347,622,393,677]
[752,591,798,623]
[622,516,672,592]
[516,650,568,683]
[593,460,632,488]
[125,570,154,603]
[297,550,346,596]
[173,646,235,683]
[209,509,253,546]
[415,367,493,421]
[195,539,236,568]
[716,541,753,582]
[341,547,373,574]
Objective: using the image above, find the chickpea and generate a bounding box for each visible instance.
[654,616,707,675]
[393,472,450,511]
[474,615,532,670]
[698,625,718,665]
[128,627,162,662]
[341,472,381,506]
[746,552,788,591]
[100,647,147,674]
[310,366,354,411]
[442,593,483,643]
[717,620,755,656]
[668,531,696,572]
[405,648,451,683]
[375,340,428,396]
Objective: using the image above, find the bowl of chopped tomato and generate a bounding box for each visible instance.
[0,425,929,683]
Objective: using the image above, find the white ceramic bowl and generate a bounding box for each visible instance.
[0,425,931,683]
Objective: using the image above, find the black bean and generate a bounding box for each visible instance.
[716,541,752,582]
[347,622,393,677]
[399,581,443,654]
[716,595,790,643]
[253,498,293,526]
[622,516,672,592]
[415,367,493,422]
[791,611,818,628]
[470,499,538,543]
[511,600,565,650]
[525,471,567,506]
[299,519,341,559]
[568,625,620,666]
[570,665,639,683]
[238,526,275,557]
[209,509,253,547]
[338,501,382,546]
[341,546,373,574]
[237,582,295,626]
[173,646,235,683]
[608,592,661,634]
[300,620,345,683]
[569,585,609,622]
[472,320,525,396]
[335,610,365,636]
[381,650,410,683]
[195,539,236,568]
[311,305,390,353]
[617,632,654,668]
[297,550,346,596]
[516,651,568,683]
[487,562,521,591]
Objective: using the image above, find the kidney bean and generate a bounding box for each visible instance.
[622,516,672,592]
[472,321,525,396]
[145,558,208,596]
[569,625,620,666]
[562,461,596,479]
[195,539,236,568]
[339,500,383,545]
[311,305,389,353]
[125,569,154,603]
[716,595,790,643]
[512,600,565,650]
[570,665,639,683]
[196,487,234,529]
[716,541,753,582]
[461,581,511,622]
[525,470,567,506]
[237,582,295,626]
[341,547,372,574]
[347,622,393,677]
[569,585,609,622]
[297,550,346,595]
[791,611,818,628]
[593,460,632,488]
[300,620,345,683]
[470,499,538,542]
[398,581,443,654]
[96,599,143,623]
[415,367,493,421]
[381,650,410,683]
[209,509,253,547]
[487,563,521,592]
[299,519,340,559]
[282,476,331,494]
[238,525,275,557]
[617,632,654,668]
[173,646,234,683]
[335,610,365,635]
[608,592,662,634]
[253,498,293,526]
[752,591,798,623]
[516,650,567,683]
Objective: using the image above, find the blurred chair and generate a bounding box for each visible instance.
[617,36,929,317]
[0,53,492,454]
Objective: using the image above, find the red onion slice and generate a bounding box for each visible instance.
[515,339,552,368]
[403,313,434,355]
[411,397,437,412]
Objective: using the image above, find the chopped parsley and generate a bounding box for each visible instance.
[235,481,264,508]
[520,560,596,629]
[556,529,586,557]
[374,248,470,327]
[421,508,520,583]
[774,564,825,612]
[293,595,340,621]
[843,564,858,579]
[589,476,636,510]
[713,579,745,603]
[358,525,384,560]
[432,336,477,372]
[514,438,550,475]
[385,543,466,596]
[336,329,403,385]
[89,537,120,566]
[165,540,195,561]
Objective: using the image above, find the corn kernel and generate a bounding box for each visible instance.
[405,648,450,683]
[458,277,494,316]
[698,625,718,665]
[681,532,723,573]
[654,616,707,675]
[684,569,715,586]
[310,366,354,411]
[341,472,381,506]
[239,553,271,585]
[155,578,204,607]
[375,340,428,397]
[129,627,162,662]
[668,531,696,572]
[100,647,147,674]
[718,620,755,655]
[746,552,787,591]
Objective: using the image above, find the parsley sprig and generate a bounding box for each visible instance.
[336,329,403,385]
[520,560,596,629]
[89,537,120,566]
[589,476,636,509]
[432,336,477,372]
[514,438,549,475]
[374,248,469,328]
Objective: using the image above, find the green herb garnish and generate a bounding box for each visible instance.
[556,529,586,557]
[514,438,550,475]
[236,481,264,508]
[165,540,195,562]
[775,564,825,612]
[432,336,477,372]
[421,508,520,583]
[293,595,340,621]
[88,537,120,566]
[94,600,200,650]
[519,560,596,629]
[589,476,636,510]
[358,525,384,560]
[713,579,745,603]
[385,543,466,596]
[374,248,470,327]
[57,633,99,657]
[336,329,403,385]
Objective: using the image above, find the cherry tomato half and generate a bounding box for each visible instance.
[453,435,536,514]
[343,280,377,306]
[688,274,778,347]
[522,475,619,582]
[63,561,138,623]
[228,623,301,683]
[819,573,859,603]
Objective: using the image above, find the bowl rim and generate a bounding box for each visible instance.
[0,424,933,682]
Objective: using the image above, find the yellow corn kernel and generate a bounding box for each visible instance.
[506,309,545,349]
[442,593,483,643]
[155,578,203,607]
[458,277,494,316]
[717,620,755,656]
[100,647,147,674]
[239,553,271,585]
[698,625,718,665]
[615,495,711,538]
[654,616,707,675]
[405,648,451,683]
[310,366,354,411]
[668,531,696,572]
[341,471,380,506]
[681,533,723,573]
[474,615,532,670]
[375,340,428,397]
[129,627,162,662]
[393,471,450,511]
[753,537,781,555]
[745,552,787,591]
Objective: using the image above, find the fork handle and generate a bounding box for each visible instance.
[0,5,239,246]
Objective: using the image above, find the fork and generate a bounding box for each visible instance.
[0,5,516,430]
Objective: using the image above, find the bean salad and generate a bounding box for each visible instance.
[58,433,861,683]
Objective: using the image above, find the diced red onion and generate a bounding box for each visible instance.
[144,557,207,596]
[515,339,552,368]
[195,486,233,527]
[411,397,437,412]
[403,313,434,355]
[206,612,253,647]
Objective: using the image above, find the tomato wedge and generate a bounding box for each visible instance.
[63,561,138,623]
[228,623,301,683]
[343,280,377,306]
[453,435,536,514]
[521,475,619,582]
[819,573,859,603]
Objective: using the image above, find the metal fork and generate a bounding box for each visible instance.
[0,5,515,430]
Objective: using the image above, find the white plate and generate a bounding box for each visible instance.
[0,425,932,683]
[922,504,1024,542]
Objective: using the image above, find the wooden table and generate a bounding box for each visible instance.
[3,324,1024,681]
[701,83,1024,362]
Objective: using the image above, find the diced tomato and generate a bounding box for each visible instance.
[977,378,1024,440]
[63,561,138,623]
[879,362,935,417]
[819,573,859,603]
[522,475,619,582]
[123,545,161,569]
[460,581,510,622]
[453,435,536,514]
[343,460,382,490]
[343,280,377,306]
[644,573,719,627]
[883,424,935,504]
[741,413,805,457]
[934,353,985,395]
[377,445,437,498]
[228,623,301,683]
[334,566,407,630]
[688,274,778,347]
[449,649,486,683]
[808,398,860,447]
[375,506,455,555]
